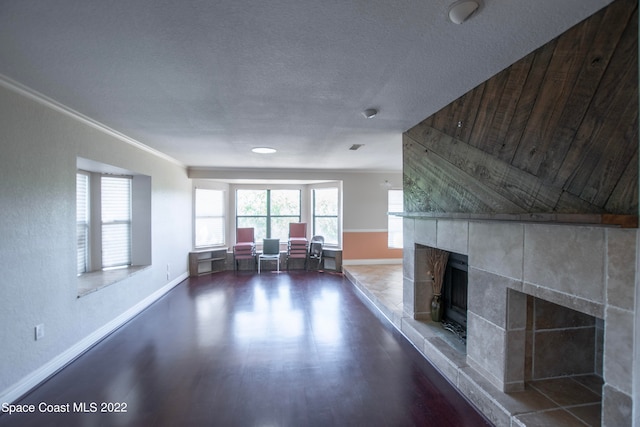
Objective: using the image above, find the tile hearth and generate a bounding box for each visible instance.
[344,264,603,427]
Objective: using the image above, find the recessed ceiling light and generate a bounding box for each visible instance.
[251,147,277,154]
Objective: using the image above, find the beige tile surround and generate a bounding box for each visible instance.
[344,218,637,427]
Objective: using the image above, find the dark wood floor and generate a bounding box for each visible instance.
[1,271,492,427]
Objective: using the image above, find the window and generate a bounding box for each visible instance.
[312,188,339,246]
[76,173,133,271]
[101,176,132,269]
[76,172,89,275]
[194,188,225,247]
[76,166,149,273]
[76,158,151,296]
[388,189,403,248]
[236,189,300,242]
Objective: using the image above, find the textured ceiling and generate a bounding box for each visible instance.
[0,0,613,171]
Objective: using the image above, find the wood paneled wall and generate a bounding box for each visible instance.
[404,0,638,222]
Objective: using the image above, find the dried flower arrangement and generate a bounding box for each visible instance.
[427,247,449,296]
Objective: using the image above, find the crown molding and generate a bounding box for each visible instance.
[0,74,185,169]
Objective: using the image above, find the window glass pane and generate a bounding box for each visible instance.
[76,173,89,275]
[195,189,225,247]
[313,187,339,246]
[102,176,131,268]
[388,189,403,248]
[237,190,267,215]
[314,217,338,245]
[388,189,403,213]
[270,190,300,216]
[314,188,338,215]
[271,216,299,241]
[238,217,267,242]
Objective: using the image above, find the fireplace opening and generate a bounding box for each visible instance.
[525,296,604,382]
[520,294,604,420]
[442,252,468,342]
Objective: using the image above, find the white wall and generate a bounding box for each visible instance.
[0,82,192,401]
[341,173,401,231]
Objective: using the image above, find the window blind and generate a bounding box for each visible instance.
[101,176,131,268]
[195,188,225,247]
[76,173,89,275]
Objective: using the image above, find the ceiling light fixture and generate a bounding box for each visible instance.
[251,147,277,154]
[448,0,480,24]
[362,108,378,119]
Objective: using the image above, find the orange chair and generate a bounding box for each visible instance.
[287,222,308,269]
[233,227,256,270]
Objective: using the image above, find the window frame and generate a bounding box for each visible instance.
[235,188,301,242]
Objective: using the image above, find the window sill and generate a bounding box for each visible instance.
[193,245,228,251]
[77,265,150,298]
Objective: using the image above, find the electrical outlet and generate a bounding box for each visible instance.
[35,324,45,341]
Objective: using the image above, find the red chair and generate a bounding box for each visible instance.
[287,223,308,269]
[233,228,256,270]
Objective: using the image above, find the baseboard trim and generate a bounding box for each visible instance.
[0,272,188,405]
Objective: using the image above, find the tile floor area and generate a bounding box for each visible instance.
[343,263,604,427]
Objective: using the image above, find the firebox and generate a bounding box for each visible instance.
[442,252,468,334]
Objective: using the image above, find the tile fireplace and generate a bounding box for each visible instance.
[402,218,636,426]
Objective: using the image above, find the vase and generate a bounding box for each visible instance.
[431,294,443,322]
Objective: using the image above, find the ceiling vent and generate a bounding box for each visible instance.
[349,144,364,151]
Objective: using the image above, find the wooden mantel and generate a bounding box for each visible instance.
[390,212,638,228]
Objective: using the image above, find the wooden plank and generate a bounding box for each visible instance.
[431,97,456,136]
[581,98,638,208]
[484,58,533,159]
[511,17,598,177]
[471,70,509,152]
[399,211,635,227]
[427,83,485,144]
[561,5,638,204]
[539,0,633,184]
[605,146,639,215]
[403,137,447,213]
[404,133,523,213]
[601,215,638,228]
[452,83,485,143]
[421,115,434,128]
[441,97,464,138]
[502,42,556,165]
[552,189,607,213]
[407,124,567,211]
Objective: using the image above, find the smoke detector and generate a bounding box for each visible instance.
[448,1,480,24]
